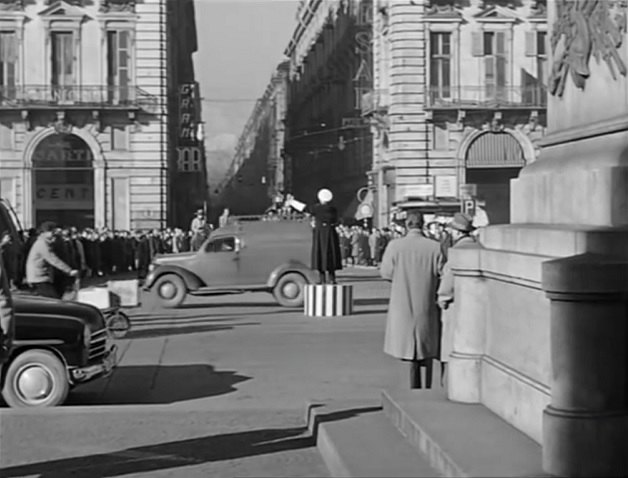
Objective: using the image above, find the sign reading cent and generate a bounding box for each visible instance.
[35,185,94,210]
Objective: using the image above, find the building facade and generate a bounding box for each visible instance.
[214,62,289,219]
[364,0,548,226]
[167,0,207,229]
[284,0,374,218]
[0,0,203,231]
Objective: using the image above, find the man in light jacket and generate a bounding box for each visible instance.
[0,234,15,362]
[380,211,445,389]
[26,221,78,299]
[437,213,478,384]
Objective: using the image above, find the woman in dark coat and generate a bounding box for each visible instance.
[309,188,343,284]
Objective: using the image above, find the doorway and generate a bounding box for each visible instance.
[465,131,526,224]
[32,133,94,228]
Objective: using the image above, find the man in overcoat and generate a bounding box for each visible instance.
[380,211,445,389]
[310,188,343,284]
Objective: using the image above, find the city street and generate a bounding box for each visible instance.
[0,268,398,478]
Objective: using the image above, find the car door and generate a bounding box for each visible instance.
[191,235,238,288]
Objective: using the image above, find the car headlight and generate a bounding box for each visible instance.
[83,324,91,348]
[148,263,156,272]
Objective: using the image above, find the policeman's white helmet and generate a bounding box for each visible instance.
[317,188,333,204]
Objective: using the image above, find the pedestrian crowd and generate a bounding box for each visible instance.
[1,219,213,292]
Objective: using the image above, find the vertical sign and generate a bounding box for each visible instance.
[178,82,202,171]
[178,83,199,146]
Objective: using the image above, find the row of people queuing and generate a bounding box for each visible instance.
[1,225,212,290]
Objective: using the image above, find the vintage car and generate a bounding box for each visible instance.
[0,198,118,408]
[144,218,318,308]
[1,293,118,408]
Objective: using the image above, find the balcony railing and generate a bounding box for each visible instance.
[0,85,160,113]
[425,85,547,109]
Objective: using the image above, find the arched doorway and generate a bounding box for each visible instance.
[464,131,526,224]
[32,133,95,228]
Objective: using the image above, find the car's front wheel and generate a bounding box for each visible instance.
[153,273,186,308]
[273,272,307,307]
[2,349,70,408]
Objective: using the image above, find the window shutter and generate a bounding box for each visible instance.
[471,32,483,56]
[484,56,495,79]
[525,31,536,56]
[496,31,506,55]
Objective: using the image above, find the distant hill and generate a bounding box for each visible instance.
[206,148,235,199]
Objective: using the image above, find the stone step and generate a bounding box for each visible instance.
[382,388,551,477]
[305,399,440,477]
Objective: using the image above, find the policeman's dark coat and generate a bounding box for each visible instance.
[309,203,343,272]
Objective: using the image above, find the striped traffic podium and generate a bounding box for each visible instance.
[304,284,353,317]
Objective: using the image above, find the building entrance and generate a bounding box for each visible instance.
[32,133,94,228]
[465,132,526,224]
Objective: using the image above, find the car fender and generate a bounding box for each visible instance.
[145,265,204,291]
[267,262,317,288]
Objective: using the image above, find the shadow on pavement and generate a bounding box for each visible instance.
[66,364,250,406]
[123,321,259,339]
[177,300,282,310]
[354,297,389,307]
[0,406,382,477]
[351,308,388,316]
[0,426,314,477]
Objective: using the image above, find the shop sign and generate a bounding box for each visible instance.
[435,175,458,198]
[179,83,199,146]
[398,184,434,199]
[34,184,94,210]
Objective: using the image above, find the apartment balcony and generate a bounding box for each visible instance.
[425,85,547,110]
[0,85,160,114]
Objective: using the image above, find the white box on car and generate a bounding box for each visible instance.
[107,279,140,307]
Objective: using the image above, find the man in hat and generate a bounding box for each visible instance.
[380,211,445,389]
[437,212,478,384]
[190,209,206,251]
[310,188,343,284]
[25,221,79,299]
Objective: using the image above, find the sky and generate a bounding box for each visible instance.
[193,0,299,155]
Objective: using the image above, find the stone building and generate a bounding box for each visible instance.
[214,62,289,219]
[283,0,374,218]
[0,0,205,230]
[364,0,548,226]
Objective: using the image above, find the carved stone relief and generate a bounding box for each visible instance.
[549,0,627,97]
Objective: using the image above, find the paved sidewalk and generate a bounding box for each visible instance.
[1,268,392,477]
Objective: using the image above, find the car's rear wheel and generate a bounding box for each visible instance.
[273,272,307,307]
[153,273,186,308]
[2,349,69,408]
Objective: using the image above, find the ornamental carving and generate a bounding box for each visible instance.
[549,0,627,97]
[99,0,136,13]
[0,0,24,11]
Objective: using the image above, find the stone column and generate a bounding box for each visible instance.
[446,244,486,403]
[542,253,628,477]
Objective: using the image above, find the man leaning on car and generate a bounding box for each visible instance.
[26,222,79,299]
[0,234,15,362]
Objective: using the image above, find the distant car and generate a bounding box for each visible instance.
[2,294,118,408]
[144,218,318,308]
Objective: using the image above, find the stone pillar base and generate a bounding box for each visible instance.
[447,351,481,403]
[543,406,628,477]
